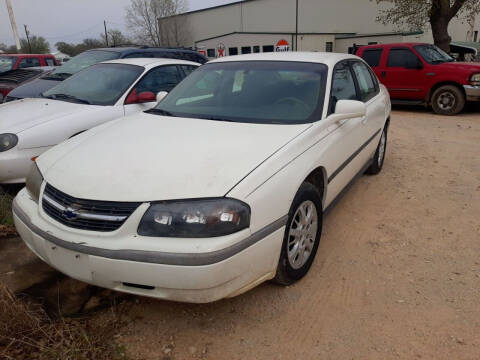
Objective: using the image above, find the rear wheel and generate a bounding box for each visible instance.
[273,182,323,286]
[431,85,465,116]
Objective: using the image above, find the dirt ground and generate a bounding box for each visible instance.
[111,107,480,360]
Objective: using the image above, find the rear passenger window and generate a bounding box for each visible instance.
[351,61,377,102]
[361,49,383,67]
[387,48,419,67]
[330,61,357,113]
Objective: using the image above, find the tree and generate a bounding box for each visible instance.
[374,0,480,52]
[20,35,50,53]
[125,0,189,47]
[100,29,131,47]
[55,38,104,57]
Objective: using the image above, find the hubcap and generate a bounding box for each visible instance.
[287,200,318,270]
[378,131,386,166]
[437,91,456,111]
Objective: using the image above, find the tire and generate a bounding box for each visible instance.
[431,85,465,116]
[365,126,388,175]
[272,182,323,286]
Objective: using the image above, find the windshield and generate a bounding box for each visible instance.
[43,63,143,106]
[414,45,454,64]
[0,56,15,73]
[153,61,328,124]
[43,50,120,80]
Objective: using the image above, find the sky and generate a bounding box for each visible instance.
[0,0,238,47]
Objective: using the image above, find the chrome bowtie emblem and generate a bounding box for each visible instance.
[62,206,79,220]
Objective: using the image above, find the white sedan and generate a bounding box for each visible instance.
[14,52,391,303]
[0,58,199,183]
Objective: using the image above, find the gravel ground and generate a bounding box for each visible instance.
[114,107,480,360]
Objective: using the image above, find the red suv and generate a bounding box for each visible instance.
[356,43,480,115]
[0,54,58,73]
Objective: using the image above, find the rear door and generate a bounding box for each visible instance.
[382,47,427,100]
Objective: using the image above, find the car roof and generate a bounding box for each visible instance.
[88,47,201,54]
[102,58,200,68]
[360,42,429,50]
[0,54,54,57]
[209,52,360,67]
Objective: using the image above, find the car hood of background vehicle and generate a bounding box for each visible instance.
[0,98,99,134]
[6,77,60,101]
[39,113,311,202]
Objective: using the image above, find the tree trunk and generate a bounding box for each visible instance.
[430,15,452,53]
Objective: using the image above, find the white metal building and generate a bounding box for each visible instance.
[167,0,480,59]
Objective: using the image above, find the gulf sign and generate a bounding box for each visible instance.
[275,39,290,52]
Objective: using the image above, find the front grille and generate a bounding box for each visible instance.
[42,184,141,232]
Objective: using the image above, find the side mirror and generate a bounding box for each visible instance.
[125,90,156,105]
[334,100,366,119]
[156,91,168,103]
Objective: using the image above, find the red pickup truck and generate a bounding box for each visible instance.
[356,43,480,115]
[0,54,58,74]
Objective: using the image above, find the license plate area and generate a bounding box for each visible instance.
[46,245,92,281]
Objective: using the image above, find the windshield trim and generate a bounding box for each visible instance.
[153,60,329,125]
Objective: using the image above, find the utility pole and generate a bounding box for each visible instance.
[24,25,32,53]
[295,0,299,51]
[104,20,109,47]
[5,0,21,51]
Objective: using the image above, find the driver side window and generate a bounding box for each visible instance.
[134,65,181,94]
[329,61,357,114]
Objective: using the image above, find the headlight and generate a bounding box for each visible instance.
[138,198,251,238]
[26,163,44,203]
[471,73,480,86]
[0,133,18,152]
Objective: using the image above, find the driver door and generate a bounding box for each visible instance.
[124,65,183,116]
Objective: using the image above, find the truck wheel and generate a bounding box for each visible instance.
[272,182,322,286]
[431,85,465,116]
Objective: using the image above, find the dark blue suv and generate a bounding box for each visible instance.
[5,47,207,102]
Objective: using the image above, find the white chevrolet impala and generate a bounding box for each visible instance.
[14,52,391,303]
[0,58,199,183]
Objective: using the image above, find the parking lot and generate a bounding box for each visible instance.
[103,107,479,360]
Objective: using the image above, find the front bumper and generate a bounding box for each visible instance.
[0,146,51,184]
[13,188,286,303]
[464,85,480,102]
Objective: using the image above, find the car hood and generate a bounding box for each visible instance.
[39,113,311,202]
[5,77,60,100]
[0,98,97,134]
[435,61,480,73]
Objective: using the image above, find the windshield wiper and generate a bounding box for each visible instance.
[145,108,176,117]
[43,93,91,105]
[41,72,72,81]
[199,116,236,122]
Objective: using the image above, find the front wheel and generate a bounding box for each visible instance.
[431,85,465,116]
[272,182,323,286]
[365,126,387,175]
